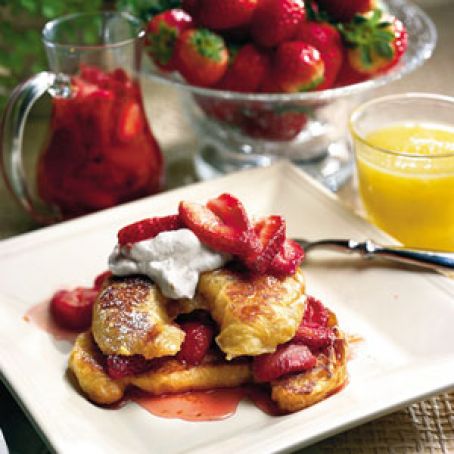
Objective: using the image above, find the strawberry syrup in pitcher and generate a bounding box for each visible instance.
[37,66,163,218]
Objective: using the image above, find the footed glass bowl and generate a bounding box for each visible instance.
[144,0,436,190]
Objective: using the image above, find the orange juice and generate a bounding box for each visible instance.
[355,123,454,250]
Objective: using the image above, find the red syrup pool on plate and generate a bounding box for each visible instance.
[129,385,282,421]
[24,301,77,342]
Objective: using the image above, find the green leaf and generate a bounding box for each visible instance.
[374,41,394,59]
[374,30,395,42]
[360,46,373,67]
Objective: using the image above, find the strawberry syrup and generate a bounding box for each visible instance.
[130,385,281,421]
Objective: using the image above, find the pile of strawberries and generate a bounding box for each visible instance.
[145,0,408,92]
[118,193,305,275]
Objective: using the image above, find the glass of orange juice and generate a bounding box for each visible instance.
[350,93,454,251]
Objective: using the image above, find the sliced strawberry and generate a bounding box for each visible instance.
[93,270,112,290]
[50,288,98,331]
[253,343,316,382]
[179,200,254,256]
[293,325,335,350]
[117,214,182,246]
[117,100,144,143]
[302,295,329,327]
[269,239,304,275]
[206,193,251,233]
[246,216,286,273]
[106,354,154,379]
[177,321,214,365]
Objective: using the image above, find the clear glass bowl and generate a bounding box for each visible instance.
[143,0,436,190]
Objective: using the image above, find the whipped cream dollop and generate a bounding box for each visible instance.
[108,229,230,299]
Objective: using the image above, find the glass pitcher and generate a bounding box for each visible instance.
[1,12,163,223]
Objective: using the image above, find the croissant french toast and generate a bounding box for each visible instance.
[62,193,348,414]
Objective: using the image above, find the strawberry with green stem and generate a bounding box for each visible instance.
[340,9,408,75]
[295,21,343,90]
[176,28,229,87]
[145,9,193,71]
[273,41,325,93]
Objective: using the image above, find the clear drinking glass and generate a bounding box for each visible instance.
[1,12,163,223]
[350,93,454,251]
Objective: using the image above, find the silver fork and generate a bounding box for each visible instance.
[293,238,454,272]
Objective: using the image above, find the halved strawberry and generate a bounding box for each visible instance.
[293,325,335,350]
[269,239,304,275]
[50,288,98,331]
[179,200,254,256]
[93,270,112,290]
[246,216,286,273]
[177,321,214,365]
[117,214,182,246]
[253,343,316,382]
[106,354,154,379]
[117,100,144,142]
[302,295,329,327]
[206,193,251,233]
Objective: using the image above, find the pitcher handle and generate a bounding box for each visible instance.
[1,71,72,224]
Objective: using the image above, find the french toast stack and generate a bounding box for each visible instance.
[69,267,347,412]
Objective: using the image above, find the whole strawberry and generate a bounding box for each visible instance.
[145,9,193,71]
[295,21,343,90]
[240,107,308,141]
[217,44,270,92]
[194,0,258,30]
[316,0,375,22]
[342,11,408,75]
[251,0,306,48]
[176,28,229,87]
[273,41,325,93]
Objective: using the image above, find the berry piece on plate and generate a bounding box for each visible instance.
[177,321,214,365]
[195,0,258,30]
[106,354,153,379]
[293,325,335,350]
[269,239,305,275]
[316,0,375,22]
[117,214,182,246]
[273,41,325,93]
[117,100,144,142]
[295,21,343,90]
[341,11,408,75]
[242,108,308,141]
[50,288,98,331]
[176,28,229,87]
[145,8,194,71]
[251,0,307,48]
[302,295,330,327]
[253,343,316,382]
[246,216,286,273]
[216,44,270,92]
[93,271,113,290]
[179,200,255,256]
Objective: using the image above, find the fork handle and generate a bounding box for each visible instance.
[303,239,454,272]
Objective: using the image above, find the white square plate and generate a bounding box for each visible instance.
[1,162,453,454]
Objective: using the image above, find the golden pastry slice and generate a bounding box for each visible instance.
[197,267,306,359]
[270,310,348,413]
[92,276,185,359]
[69,332,251,405]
